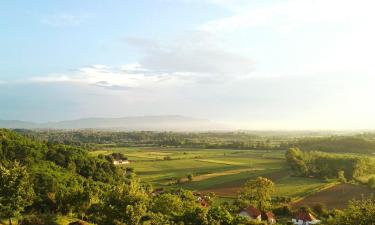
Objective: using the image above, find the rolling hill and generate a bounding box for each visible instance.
[0,115,226,131]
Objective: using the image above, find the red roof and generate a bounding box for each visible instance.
[200,199,208,207]
[293,211,317,221]
[242,206,261,218]
[265,211,275,220]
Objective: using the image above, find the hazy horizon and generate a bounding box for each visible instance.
[1,0,375,130]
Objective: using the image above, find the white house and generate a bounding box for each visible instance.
[113,159,130,165]
[292,211,320,225]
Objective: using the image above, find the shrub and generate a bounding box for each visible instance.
[19,215,46,225]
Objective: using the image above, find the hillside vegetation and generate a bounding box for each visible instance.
[2,129,375,224]
[293,136,375,154]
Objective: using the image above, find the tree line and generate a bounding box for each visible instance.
[15,129,289,151]
[285,148,375,180]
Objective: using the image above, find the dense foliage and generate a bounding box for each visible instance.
[0,129,122,219]
[16,129,289,150]
[2,129,375,224]
[0,162,35,225]
[238,177,274,212]
[292,136,375,154]
[324,199,375,225]
[0,129,271,224]
[285,148,375,179]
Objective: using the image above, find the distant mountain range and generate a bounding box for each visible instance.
[0,115,228,131]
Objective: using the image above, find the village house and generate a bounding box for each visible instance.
[196,195,209,207]
[113,159,130,165]
[239,206,277,224]
[238,206,262,221]
[292,211,320,225]
[263,211,276,225]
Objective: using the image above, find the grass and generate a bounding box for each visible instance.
[91,147,334,201]
[274,176,332,198]
[292,183,375,209]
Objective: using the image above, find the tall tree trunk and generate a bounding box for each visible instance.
[8,217,12,225]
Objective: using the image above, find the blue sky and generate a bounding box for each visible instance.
[1,0,375,129]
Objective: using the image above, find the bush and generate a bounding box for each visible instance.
[273,204,292,217]
[368,176,375,189]
[69,221,90,225]
[19,215,46,225]
[312,203,327,216]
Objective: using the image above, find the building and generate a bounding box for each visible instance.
[238,206,262,221]
[196,195,209,207]
[292,211,320,225]
[113,159,130,165]
[263,211,276,224]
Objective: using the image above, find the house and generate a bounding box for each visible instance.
[238,206,262,221]
[199,199,209,207]
[292,211,320,225]
[196,195,209,207]
[113,159,130,165]
[263,211,276,224]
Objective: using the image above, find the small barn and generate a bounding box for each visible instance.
[238,206,262,221]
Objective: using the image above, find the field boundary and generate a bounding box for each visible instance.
[291,181,340,205]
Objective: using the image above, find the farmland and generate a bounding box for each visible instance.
[91,146,375,211]
[91,147,336,200]
[4,129,375,224]
[292,183,375,209]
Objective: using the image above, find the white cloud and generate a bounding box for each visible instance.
[29,64,196,91]
[200,0,375,33]
[124,35,255,79]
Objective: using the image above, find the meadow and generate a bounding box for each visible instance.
[91,147,336,201]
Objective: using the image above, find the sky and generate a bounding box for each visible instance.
[1,0,375,129]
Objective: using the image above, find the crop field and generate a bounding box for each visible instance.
[92,147,334,200]
[292,183,375,209]
[91,147,375,209]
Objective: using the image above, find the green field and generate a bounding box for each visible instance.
[91,147,332,201]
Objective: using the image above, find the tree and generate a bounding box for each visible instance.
[285,148,308,176]
[239,177,274,212]
[100,181,149,225]
[207,206,232,225]
[324,198,375,225]
[338,170,347,183]
[187,174,193,182]
[151,193,184,216]
[0,161,35,225]
[368,176,375,189]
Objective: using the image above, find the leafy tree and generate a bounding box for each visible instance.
[180,206,208,225]
[99,181,149,225]
[324,199,375,225]
[206,206,233,225]
[0,161,35,225]
[285,148,308,176]
[368,176,375,189]
[151,193,184,216]
[187,174,193,182]
[285,148,375,180]
[239,177,274,212]
[312,203,327,216]
[338,170,347,183]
